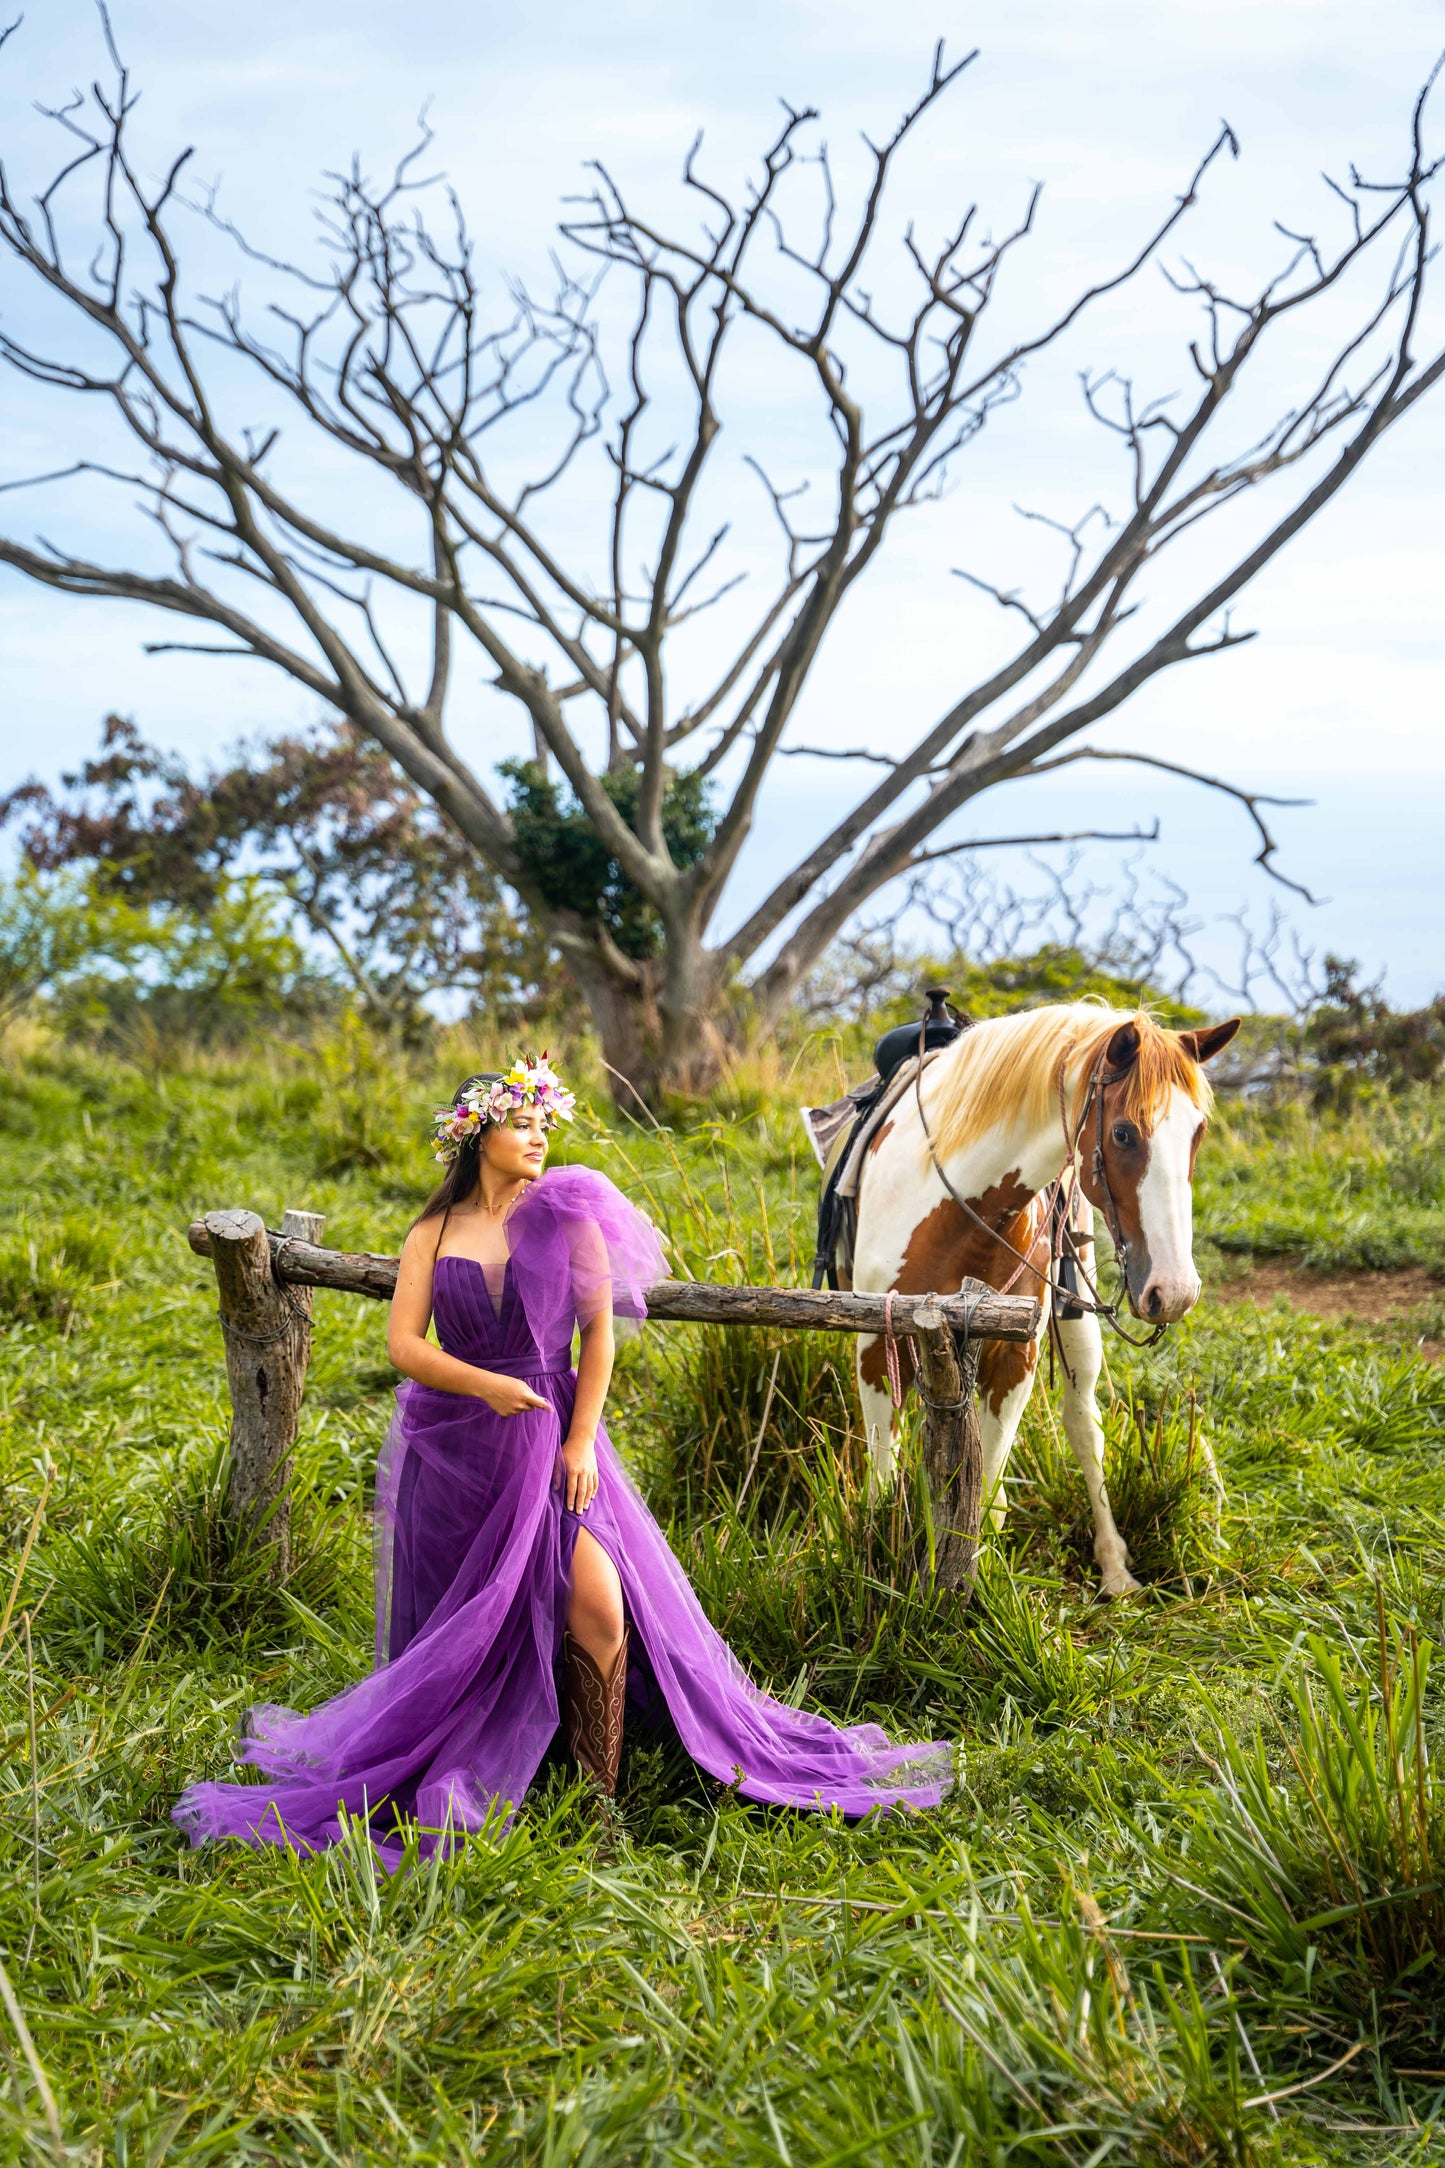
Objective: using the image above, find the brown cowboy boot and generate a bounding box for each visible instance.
[563,1625,629,1802]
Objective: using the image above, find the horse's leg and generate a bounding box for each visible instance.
[1054,1306,1140,1597]
[976,1335,1041,1534]
[855,1342,900,1494]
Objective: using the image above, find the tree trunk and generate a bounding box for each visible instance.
[562,943,662,1112]
[207,1205,324,1575]
[561,919,736,1109]
[658,930,734,1099]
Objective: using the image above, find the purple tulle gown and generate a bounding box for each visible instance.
[173,1167,953,1864]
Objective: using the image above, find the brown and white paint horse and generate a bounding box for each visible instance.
[852,1003,1239,1597]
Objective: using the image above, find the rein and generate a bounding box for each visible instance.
[910,1022,1170,1354]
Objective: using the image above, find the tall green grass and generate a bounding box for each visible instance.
[1165,1599,1445,2050]
[0,1019,1443,2158]
[1196,1091,1445,1275]
[1005,1387,1222,1594]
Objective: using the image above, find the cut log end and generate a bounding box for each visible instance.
[204,1207,267,1245]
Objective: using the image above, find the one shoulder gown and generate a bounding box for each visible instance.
[173,1166,952,1864]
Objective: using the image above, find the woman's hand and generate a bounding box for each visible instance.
[474,1371,549,1418]
[562,1431,599,1513]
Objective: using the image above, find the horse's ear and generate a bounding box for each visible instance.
[1105,1019,1142,1072]
[1178,1018,1241,1066]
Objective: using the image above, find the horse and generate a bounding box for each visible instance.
[850,1002,1239,1597]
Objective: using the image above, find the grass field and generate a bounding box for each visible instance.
[1,1018,1444,2164]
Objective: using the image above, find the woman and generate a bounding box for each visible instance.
[174,1057,952,1864]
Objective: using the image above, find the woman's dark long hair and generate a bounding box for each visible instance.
[412,1073,502,1236]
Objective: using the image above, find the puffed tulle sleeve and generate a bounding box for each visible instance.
[506,1164,667,1348]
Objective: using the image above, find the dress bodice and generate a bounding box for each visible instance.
[431,1255,572,1374]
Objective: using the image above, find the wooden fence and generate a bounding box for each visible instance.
[187,1208,1040,1594]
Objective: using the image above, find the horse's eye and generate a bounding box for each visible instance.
[1111,1123,1137,1148]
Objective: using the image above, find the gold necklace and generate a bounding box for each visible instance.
[480,1181,525,1220]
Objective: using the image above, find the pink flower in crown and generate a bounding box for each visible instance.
[429,1053,577,1163]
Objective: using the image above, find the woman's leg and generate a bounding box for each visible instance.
[567,1526,626,1678]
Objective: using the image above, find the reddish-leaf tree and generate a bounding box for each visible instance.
[0,23,1441,1097]
[2,715,548,1031]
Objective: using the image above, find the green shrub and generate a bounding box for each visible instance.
[1381,1084,1445,1203]
[501,757,715,962]
[1306,956,1445,1106]
[310,1010,418,1175]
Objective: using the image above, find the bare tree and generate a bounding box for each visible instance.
[1,18,1441,1098]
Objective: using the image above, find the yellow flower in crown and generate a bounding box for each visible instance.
[431,1052,577,1164]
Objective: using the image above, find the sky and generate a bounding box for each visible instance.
[1,0,1442,1004]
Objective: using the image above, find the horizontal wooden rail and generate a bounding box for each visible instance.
[190,1205,1037,1595]
[186,1218,1040,1345]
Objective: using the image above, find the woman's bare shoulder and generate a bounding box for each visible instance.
[399,1217,446,1268]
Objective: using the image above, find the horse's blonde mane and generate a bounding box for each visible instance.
[926,1001,1213,1159]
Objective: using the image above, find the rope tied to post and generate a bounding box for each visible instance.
[214,1292,312,1347]
[913,1284,989,1412]
[214,1230,315,1345]
[882,1285,989,1414]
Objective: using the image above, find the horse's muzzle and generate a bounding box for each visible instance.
[1133,1271,1202,1323]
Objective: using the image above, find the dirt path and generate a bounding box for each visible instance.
[1214,1259,1442,1356]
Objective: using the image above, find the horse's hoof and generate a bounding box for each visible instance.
[1099,1570,1143,1599]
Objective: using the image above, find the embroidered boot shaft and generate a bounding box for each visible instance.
[563,1626,629,1800]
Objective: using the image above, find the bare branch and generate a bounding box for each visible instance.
[903,820,1161,872]
[1027,746,1319,901]
[0,18,1439,1091]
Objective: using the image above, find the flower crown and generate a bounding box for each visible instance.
[431,1054,577,1165]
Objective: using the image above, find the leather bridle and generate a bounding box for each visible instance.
[911,1021,1170,1353]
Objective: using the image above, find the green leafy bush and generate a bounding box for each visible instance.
[0,862,141,1024]
[501,757,715,960]
[1307,955,1445,1106]
[310,1009,419,1175]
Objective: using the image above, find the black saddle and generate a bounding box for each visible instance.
[809,988,969,1289]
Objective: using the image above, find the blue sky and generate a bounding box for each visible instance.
[2,0,1442,1002]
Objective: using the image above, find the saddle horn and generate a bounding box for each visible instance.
[872,985,970,1089]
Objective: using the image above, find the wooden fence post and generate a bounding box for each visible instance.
[206,1205,324,1576]
[913,1311,984,1595]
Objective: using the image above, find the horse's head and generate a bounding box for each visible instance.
[1077,1016,1240,1323]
